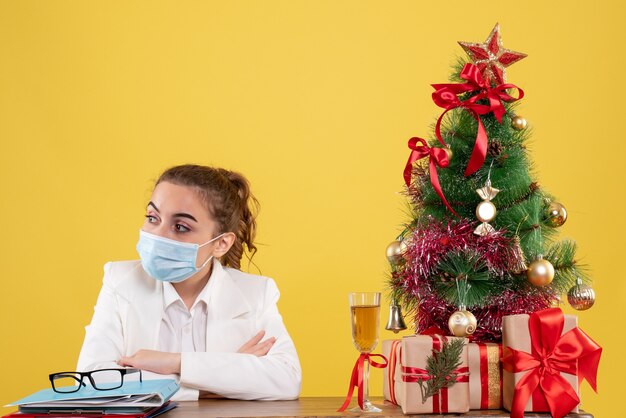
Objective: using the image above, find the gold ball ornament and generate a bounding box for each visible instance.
[567,278,596,311]
[476,201,497,223]
[444,147,453,161]
[511,115,527,130]
[386,240,407,264]
[527,257,555,287]
[545,202,567,227]
[448,310,477,337]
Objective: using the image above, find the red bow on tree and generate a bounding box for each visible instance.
[431,63,524,176]
[403,137,457,216]
[502,308,602,418]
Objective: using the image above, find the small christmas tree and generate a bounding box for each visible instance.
[388,24,596,342]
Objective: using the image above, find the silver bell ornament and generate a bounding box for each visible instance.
[385,302,408,333]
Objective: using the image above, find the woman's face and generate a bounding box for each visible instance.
[142,181,229,269]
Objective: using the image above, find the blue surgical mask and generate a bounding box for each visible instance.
[136,230,225,283]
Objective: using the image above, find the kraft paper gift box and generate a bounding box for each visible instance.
[382,339,402,405]
[501,308,602,418]
[502,311,578,415]
[395,334,470,414]
[467,342,503,410]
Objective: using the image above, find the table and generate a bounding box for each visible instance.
[165,397,593,417]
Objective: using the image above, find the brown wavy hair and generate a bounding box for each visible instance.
[156,164,259,269]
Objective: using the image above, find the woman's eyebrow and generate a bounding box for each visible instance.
[173,212,198,223]
[147,202,197,222]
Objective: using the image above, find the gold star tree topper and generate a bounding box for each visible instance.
[458,23,527,85]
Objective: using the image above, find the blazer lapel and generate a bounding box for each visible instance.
[207,260,251,319]
[205,261,253,351]
[116,264,164,354]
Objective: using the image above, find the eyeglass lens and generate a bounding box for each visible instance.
[51,373,84,393]
[88,369,125,390]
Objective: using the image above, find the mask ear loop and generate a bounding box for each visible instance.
[199,232,226,247]
[198,255,214,270]
[197,233,226,268]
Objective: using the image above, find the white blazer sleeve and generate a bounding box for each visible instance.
[76,262,124,371]
[178,278,302,400]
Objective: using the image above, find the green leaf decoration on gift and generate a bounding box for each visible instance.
[418,338,465,404]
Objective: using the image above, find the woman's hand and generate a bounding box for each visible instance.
[117,350,181,375]
[237,330,276,356]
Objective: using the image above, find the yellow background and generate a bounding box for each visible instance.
[0,1,623,415]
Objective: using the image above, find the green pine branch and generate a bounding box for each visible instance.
[545,240,590,293]
[418,338,465,403]
[433,250,494,308]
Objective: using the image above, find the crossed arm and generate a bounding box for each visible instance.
[116,330,277,374]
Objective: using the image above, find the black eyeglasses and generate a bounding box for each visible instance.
[49,368,143,393]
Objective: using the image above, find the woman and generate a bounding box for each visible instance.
[76,164,302,401]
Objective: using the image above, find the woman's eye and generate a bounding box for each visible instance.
[175,224,190,233]
[145,215,157,223]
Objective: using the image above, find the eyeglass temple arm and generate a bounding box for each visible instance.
[126,368,143,383]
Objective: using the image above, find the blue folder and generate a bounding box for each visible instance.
[7,379,179,412]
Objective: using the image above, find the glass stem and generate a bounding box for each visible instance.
[363,355,370,405]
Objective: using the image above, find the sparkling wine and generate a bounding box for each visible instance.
[350,305,380,353]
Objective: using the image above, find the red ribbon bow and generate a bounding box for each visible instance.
[431,63,524,177]
[501,308,602,418]
[338,353,388,412]
[403,137,457,216]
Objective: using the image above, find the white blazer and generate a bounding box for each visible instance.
[76,259,302,401]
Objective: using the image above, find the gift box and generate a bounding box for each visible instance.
[388,334,470,414]
[501,308,602,418]
[467,342,502,410]
[382,339,402,405]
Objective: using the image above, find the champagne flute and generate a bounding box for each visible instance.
[349,292,381,413]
